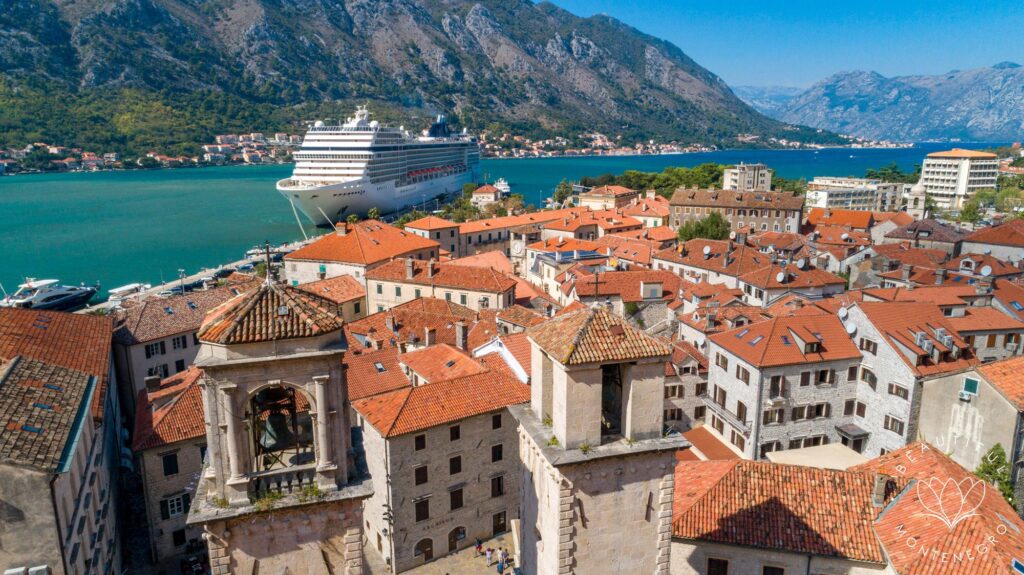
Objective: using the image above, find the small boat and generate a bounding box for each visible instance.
[493,177,511,196]
[1,278,98,311]
[108,282,151,306]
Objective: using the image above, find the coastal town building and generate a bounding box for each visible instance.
[805,176,904,212]
[540,209,644,240]
[295,274,367,322]
[881,218,967,255]
[511,307,685,575]
[352,348,530,572]
[621,192,671,227]
[722,163,772,192]
[961,217,1024,261]
[736,261,847,307]
[284,220,440,284]
[112,282,257,412]
[0,309,123,575]
[562,268,683,328]
[186,281,371,573]
[364,257,517,313]
[652,239,770,289]
[132,367,207,563]
[403,216,462,256]
[470,183,502,208]
[919,148,999,209]
[663,341,709,432]
[577,185,639,210]
[668,188,803,233]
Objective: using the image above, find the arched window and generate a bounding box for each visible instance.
[249,385,315,472]
[448,527,466,552]
[414,538,433,561]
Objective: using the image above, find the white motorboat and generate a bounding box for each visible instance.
[1,279,98,311]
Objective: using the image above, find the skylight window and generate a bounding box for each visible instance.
[781,336,791,345]
[33,402,52,410]
[187,301,198,310]
[43,383,63,392]
[1012,301,1024,311]
[445,360,456,368]
[749,335,764,345]
[21,425,43,434]
[164,307,174,315]
[374,362,386,373]
[735,328,750,338]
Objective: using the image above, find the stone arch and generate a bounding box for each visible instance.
[414,538,433,562]
[447,526,466,552]
[247,381,317,472]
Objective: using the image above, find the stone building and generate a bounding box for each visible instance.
[881,218,967,255]
[961,217,1024,262]
[511,306,686,574]
[0,309,123,575]
[293,274,367,322]
[652,239,768,289]
[352,349,530,572]
[186,281,371,574]
[668,188,802,233]
[577,185,639,210]
[722,163,772,192]
[663,340,709,432]
[403,216,462,256]
[364,257,517,313]
[705,314,862,459]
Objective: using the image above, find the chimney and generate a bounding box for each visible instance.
[646,189,656,199]
[427,258,436,278]
[455,321,467,350]
[935,268,946,285]
[573,250,579,260]
[385,315,395,332]
[336,223,347,236]
[405,256,415,279]
[424,327,436,346]
[144,375,162,394]
[901,263,913,282]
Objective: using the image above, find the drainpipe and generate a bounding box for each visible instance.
[385,438,397,572]
[806,554,813,575]
[751,371,764,459]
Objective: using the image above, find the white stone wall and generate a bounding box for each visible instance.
[960,241,1024,262]
[366,277,513,313]
[670,539,892,575]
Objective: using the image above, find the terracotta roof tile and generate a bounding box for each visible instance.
[352,361,530,437]
[344,297,476,350]
[805,208,875,230]
[681,426,740,460]
[610,225,678,244]
[943,253,1021,278]
[927,148,997,159]
[113,282,260,345]
[500,332,533,375]
[344,348,411,401]
[947,307,1024,333]
[198,282,345,344]
[569,269,684,303]
[738,263,846,290]
[285,220,439,265]
[526,306,670,365]
[963,218,1024,247]
[621,195,670,218]
[458,207,584,235]
[709,314,860,368]
[870,244,949,268]
[446,251,514,275]
[582,185,636,198]
[0,308,113,420]
[856,302,979,377]
[654,239,769,277]
[403,215,459,231]
[885,219,968,244]
[497,305,545,328]
[669,188,804,210]
[296,274,365,304]
[399,343,485,384]
[132,367,205,451]
[365,259,517,294]
[672,460,885,563]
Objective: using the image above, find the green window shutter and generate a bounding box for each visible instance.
[963,377,979,395]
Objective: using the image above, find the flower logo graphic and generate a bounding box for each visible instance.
[915,476,986,530]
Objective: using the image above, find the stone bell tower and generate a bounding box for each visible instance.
[187,279,371,575]
[510,306,685,575]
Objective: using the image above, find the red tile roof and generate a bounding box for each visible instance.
[593,236,658,265]
[132,367,205,451]
[527,237,602,253]
[403,215,459,231]
[870,244,949,268]
[526,306,671,365]
[352,359,530,437]
[856,302,978,377]
[927,148,997,159]
[851,442,1024,575]
[0,308,113,420]
[672,460,885,564]
[681,426,739,460]
[198,282,345,344]
[862,285,979,306]
[806,207,875,230]
[654,239,769,277]
[296,274,365,304]
[500,332,533,375]
[885,219,968,244]
[541,209,642,234]
[582,184,637,197]
[497,305,546,328]
[344,348,410,401]
[947,307,1024,333]
[669,188,804,210]
[610,225,678,244]
[344,297,477,351]
[285,220,439,265]
[446,251,515,275]
[873,211,914,227]
[709,314,860,368]
[399,343,486,384]
[569,269,684,303]
[621,195,670,218]
[963,218,1024,247]
[738,263,846,290]
[113,282,260,345]
[365,259,517,294]
[459,207,584,235]
[943,253,1021,278]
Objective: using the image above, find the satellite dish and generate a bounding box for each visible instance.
[313,120,325,128]
[796,258,807,270]
[980,265,993,277]
[838,307,848,320]
[846,323,857,336]
[775,272,786,283]
[697,337,706,348]
[841,233,849,241]
[729,231,737,239]
[703,246,712,255]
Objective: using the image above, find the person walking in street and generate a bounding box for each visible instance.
[475,538,483,556]
[486,548,493,566]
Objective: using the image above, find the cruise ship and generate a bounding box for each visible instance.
[277,107,480,226]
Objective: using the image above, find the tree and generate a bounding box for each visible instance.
[976,443,1014,505]
[367,207,381,220]
[346,214,360,225]
[462,183,478,198]
[677,212,732,242]
[553,179,573,205]
[958,200,981,224]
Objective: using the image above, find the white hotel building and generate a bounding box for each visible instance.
[919,148,999,210]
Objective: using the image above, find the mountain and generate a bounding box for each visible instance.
[765,63,1024,141]
[732,85,803,117]
[0,0,843,155]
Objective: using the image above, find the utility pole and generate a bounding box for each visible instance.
[178,268,185,294]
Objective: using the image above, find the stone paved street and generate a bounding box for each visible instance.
[365,533,516,575]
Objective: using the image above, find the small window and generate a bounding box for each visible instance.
[449,456,462,475]
[162,453,179,476]
[492,413,502,430]
[450,425,461,441]
[415,466,428,485]
[491,475,505,497]
[708,558,729,575]
[172,529,187,547]
[450,488,464,510]
[491,444,503,462]
[414,434,426,451]
[963,377,979,395]
[374,362,387,373]
[415,499,430,522]
[376,283,383,295]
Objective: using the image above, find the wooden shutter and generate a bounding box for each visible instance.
[160,499,170,520]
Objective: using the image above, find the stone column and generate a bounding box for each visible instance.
[221,384,248,504]
[314,376,332,468]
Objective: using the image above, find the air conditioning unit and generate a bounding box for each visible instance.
[1009,343,1019,353]
[941,335,954,349]
[921,339,934,354]
[767,396,786,407]
[958,390,973,402]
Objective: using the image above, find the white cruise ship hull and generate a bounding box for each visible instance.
[278,170,477,226]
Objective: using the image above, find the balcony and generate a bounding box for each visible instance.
[701,396,750,435]
[251,462,318,495]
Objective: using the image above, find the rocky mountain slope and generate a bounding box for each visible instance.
[731,86,802,117]
[0,0,840,153]
[762,63,1024,141]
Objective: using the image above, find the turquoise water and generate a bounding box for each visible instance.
[0,143,998,294]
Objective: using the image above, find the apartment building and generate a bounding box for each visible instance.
[365,257,517,313]
[400,215,462,256]
[722,163,772,192]
[961,217,1024,261]
[705,314,862,459]
[805,176,904,212]
[0,309,122,575]
[881,218,968,255]
[664,341,709,432]
[132,368,206,562]
[353,350,530,572]
[577,184,638,209]
[112,281,256,413]
[294,274,367,322]
[652,239,770,289]
[736,262,847,307]
[919,148,999,209]
[284,219,440,284]
[669,188,803,233]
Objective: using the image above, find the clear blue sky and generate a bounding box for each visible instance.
[549,0,1024,88]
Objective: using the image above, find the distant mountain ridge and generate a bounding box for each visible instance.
[740,63,1024,141]
[0,0,842,154]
